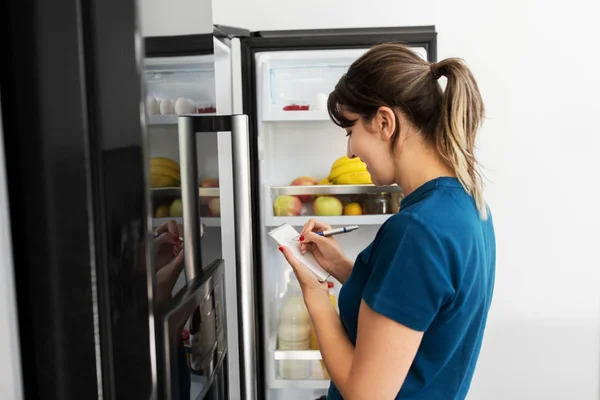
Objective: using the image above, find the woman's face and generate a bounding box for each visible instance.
[342,108,398,186]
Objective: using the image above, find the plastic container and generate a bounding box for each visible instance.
[310,282,337,350]
[390,191,405,214]
[310,282,337,380]
[362,193,391,215]
[277,279,311,379]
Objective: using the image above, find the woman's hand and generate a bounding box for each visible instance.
[298,219,354,283]
[154,219,183,272]
[279,245,329,302]
[154,220,185,306]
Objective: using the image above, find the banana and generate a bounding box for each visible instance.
[315,177,331,198]
[331,155,363,170]
[151,165,181,182]
[332,171,372,185]
[151,175,178,188]
[151,157,180,173]
[328,162,367,181]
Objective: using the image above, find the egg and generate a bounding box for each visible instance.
[159,99,174,115]
[146,96,159,115]
[175,98,197,115]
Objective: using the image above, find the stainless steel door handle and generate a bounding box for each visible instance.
[178,116,232,281]
[178,116,202,282]
[230,115,258,400]
[177,114,256,399]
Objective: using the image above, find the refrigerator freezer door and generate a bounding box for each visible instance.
[0,96,23,400]
[1,0,156,398]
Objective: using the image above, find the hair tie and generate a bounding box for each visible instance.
[430,62,441,80]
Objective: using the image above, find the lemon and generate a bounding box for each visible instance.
[343,202,363,216]
[155,205,170,218]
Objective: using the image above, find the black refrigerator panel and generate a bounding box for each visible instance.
[0,0,154,399]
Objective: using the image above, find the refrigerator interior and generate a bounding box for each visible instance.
[145,54,222,288]
[144,53,225,400]
[254,47,427,400]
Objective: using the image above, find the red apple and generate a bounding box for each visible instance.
[290,176,317,202]
[208,197,220,217]
[200,178,219,205]
[273,195,302,216]
[200,178,219,188]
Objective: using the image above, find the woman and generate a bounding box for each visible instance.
[279,43,496,400]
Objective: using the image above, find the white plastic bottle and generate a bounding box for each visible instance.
[277,278,311,379]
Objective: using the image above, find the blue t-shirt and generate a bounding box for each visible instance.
[328,177,496,400]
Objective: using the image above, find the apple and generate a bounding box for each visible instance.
[200,178,219,205]
[290,176,317,202]
[273,195,302,216]
[170,199,183,217]
[200,178,219,188]
[313,197,343,216]
[208,197,221,217]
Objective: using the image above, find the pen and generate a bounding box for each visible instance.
[153,231,184,242]
[317,225,359,237]
[294,225,359,241]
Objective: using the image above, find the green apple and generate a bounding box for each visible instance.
[170,199,183,217]
[313,197,343,216]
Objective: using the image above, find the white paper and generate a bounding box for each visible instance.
[268,223,330,282]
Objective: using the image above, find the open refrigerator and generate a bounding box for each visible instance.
[237,27,436,400]
[142,26,436,400]
[1,0,437,398]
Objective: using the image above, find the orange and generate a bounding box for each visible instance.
[343,202,362,215]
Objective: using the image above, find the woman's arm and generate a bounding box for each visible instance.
[306,292,423,400]
[280,245,423,399]
[329,256,354,284]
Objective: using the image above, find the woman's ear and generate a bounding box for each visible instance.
[374,106,396,142]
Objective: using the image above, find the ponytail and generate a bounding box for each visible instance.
[434,58,487,219]
[327,44,487,218]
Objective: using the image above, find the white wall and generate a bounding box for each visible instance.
[213,1,600,399]
[140,0,213,36]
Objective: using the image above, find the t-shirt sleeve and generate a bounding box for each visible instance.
[362,214,455,332]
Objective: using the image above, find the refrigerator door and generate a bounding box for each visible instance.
[143,31,253,399]
[229,27,436,399]
[0,95,24,400]
[0,0,155,398]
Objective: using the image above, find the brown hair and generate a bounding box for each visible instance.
[327,43,487,218]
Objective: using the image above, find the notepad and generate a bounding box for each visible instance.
[268,223,330,283]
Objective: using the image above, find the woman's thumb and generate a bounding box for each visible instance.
[302,231,326,246]
[154,232,178,246]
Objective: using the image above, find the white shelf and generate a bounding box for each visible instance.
[201,217,221,227]
[268,332,331,389]
[263,110,330,122]
[268,379,331,390]
[148,115,178,125]
[147,113,217,126]
[266,214,392,227]
[152,217,221,227]
[271,184,401,196]
[151,187,220,198]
